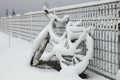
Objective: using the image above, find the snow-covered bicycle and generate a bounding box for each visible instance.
[30,7,94,78]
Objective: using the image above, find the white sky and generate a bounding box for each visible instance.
[0,0,100,17]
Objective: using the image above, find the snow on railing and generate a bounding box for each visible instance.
[0,0,120,79]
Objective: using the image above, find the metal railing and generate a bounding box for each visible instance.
[0,0,120,79]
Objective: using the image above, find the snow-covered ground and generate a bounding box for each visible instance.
[0,32,109,80]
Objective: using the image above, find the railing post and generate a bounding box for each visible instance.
[118,23,120,69]
[53,8,56,15]
[117,23,120,80]
[30,14,32,42]
[8,16,11,46]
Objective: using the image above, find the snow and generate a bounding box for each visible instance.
[0,32,56,80]
[32,14,101,79]
[32,26,48,54]
[16,14,21,17]
[23,11,44,15]
[8,16,12,18]
[42,5,49,12]
[0,32,110,80]
[116,70,120,80]
[1,17,6,19]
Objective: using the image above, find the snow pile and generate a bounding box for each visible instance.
[59,66,81,80]
[116,70,120,80]
[0,32,110,80]
[0,32,56,80]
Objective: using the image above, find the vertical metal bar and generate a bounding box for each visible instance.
[9,17,11,46]
[30,14,32,42]
[118,23,120,69]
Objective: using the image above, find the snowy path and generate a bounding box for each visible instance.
[0,32,109,80]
